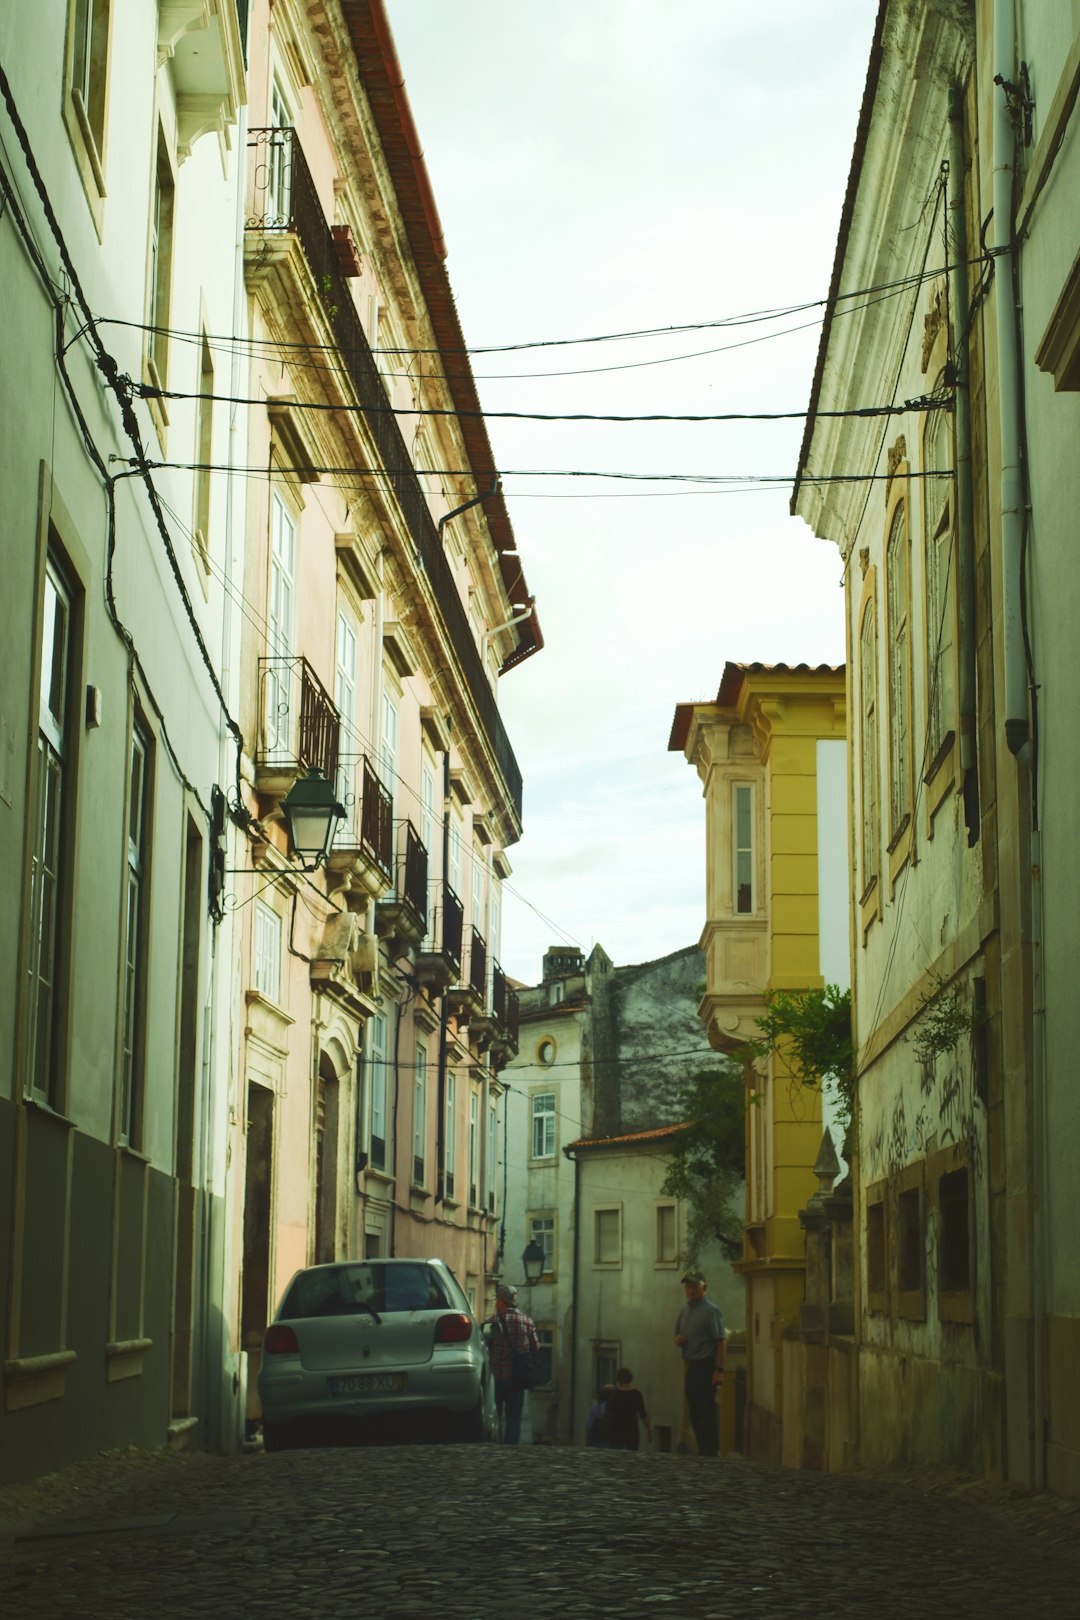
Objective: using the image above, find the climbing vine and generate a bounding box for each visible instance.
[746,983,855,1134]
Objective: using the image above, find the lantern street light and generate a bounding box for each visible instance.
[522,1238,545,1288]
[280,769,346,871]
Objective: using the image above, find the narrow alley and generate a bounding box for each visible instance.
[3,1442,1079,1619]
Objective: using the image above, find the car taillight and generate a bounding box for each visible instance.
[433,1313,473,1344]
[264,1324,300,1355]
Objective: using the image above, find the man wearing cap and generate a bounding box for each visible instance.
[674,1270,726,1457]
[485,1282,539,1445]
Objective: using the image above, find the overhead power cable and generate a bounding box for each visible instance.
[126,458,956,488]
[92,254,996,368]
[133,380,948,427]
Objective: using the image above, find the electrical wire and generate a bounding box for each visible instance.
[94,255,996,364]
[130,456,956,488]
[134,377,948,427]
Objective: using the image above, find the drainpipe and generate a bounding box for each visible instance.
[435,731,451,1203]
[436,477,499,541]
[947,87,979,843]
[566,1143,581,1444]
[993,0,1044,1490]
[992,5,1028,758]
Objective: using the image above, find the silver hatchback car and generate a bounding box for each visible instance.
[257,1257,496,1449]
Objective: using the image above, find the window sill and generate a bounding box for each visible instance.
[106,1337,152,1382]
[924,732,957,829]
[896,1289,926,1323]
[938,1291,975,1326]
[4,1349,76,1411]
[888,814,913,889]
[22,1095,76,1129]
[860,875,881,940]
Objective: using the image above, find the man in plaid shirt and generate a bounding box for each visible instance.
[486,1282,539,1444]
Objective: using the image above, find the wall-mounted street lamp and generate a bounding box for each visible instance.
[281,768,346,872]
[522,1239,545,1288]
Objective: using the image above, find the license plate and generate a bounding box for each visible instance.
[328,1372,406,1396]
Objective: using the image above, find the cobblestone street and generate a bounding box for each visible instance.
[2,1441,1079,1618]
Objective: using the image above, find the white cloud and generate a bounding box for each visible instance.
[385,0,872,984]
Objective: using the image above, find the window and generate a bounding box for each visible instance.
[594,1206,621,1267]
[267,76,292,223]
[147,131,175,390]
[933,1147,974,1324]
[550,981,565,1006]
[537,1037,556,1067]
[370,1013,387,1171]
[531,1091,556,1159]
[119,719,151,1145]
[380,692,398,822]
[896,1167,926,1321]
[859,598,879,898]
[593,1343,620,1394]
[421,762,437,870]
[444,1071,456,1200]
[468,1089,479,1206]
[66,0,111,203]
[938,1166,970,1293]
[413,1039,427,1185]
[266,492,296,754]
[336,611,358,742]
[486,1102,497,1212]
[489,878,502,964]
[733,783,754,914]
[336,608,359,839]
[923,405,956,774]
[192,332,214,580]
[655,1202,678,1265]
[252,900,282,1001]
[529,1213,555,1277]
[27,556,75,1106]
[866,1184,887,1314]
[886,502,911,837]
[449,813,462,895]
[471,848,486,940]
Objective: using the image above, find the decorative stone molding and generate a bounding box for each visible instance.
[158,2,246,160]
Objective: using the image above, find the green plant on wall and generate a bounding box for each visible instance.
[746,983,855,1134]
[660,1063,745,1268]
[319,272,339,324]
[910,977,973,1070]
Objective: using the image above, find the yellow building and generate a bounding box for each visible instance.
[670,662,848,1463]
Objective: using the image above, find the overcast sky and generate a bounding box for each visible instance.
[385,0,876,987]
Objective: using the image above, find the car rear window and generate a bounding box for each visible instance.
[280,1263,456,1320]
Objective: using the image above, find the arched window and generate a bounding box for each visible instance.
[859,597,880,895]
[924,406,955,767]
[886,502,911,835]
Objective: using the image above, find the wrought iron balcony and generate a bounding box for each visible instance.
[329,755,394,893]
[490,963,520,1065]
[449,927,488,1029]
[416,882,464,992]
[246,127,523,821]
[374,820,428,946]
[256,655,339,785]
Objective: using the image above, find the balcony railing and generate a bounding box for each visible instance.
[246,127,523,821]
[425,882,464,972]
[336,754,393,879]
[466,929,487,1004]
[492,963,519,1046]
[382,820,429,929]
[257,656,339,782]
